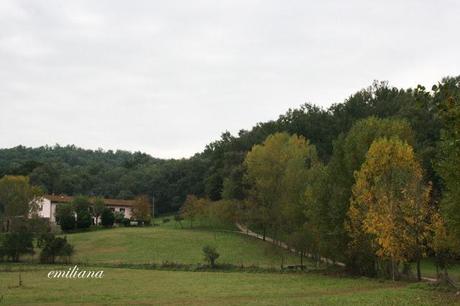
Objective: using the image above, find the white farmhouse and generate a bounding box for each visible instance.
[37,194,135,223]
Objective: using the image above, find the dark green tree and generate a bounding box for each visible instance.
[0,231,34,262]
[39,233,74,264]
[72,196,92,229]
[55,203,76,232]
[202,245,220,268]
[101,208,115,227]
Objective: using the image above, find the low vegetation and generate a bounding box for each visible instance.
[1,266,458,305]
[202,245,220,267]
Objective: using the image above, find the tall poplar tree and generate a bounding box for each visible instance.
[347,137,431,280]
[244,132,316,242]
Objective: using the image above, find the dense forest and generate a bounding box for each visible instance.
[1,78,455,214]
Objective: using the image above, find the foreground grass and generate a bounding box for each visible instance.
[62,225,303,268]
[1,265,457,305]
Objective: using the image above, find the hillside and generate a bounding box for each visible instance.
[64,223,302,267]
[1,77,458,215]
[2,221,460,305]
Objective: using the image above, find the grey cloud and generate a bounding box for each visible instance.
[1,0,459,158]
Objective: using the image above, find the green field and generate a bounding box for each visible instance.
[2,222,459,305]
[1,265,457,305]
[25,223,460,280]
[62,224,302,267]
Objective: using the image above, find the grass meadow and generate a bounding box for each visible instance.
[63,222,302,268]
[1,265,458,305]
[1,220,459,305]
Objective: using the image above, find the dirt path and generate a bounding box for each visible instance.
[235,223,345,267]
[236,223,441,282]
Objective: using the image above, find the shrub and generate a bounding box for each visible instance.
[202,245,220,268]
[39,233,74,264]
[76,210,92,229]
[101,208,115,227]
[122,218,131,227]
[174,215,184,228]
[162,218,170,223]
[114,211,124,224]
[1,231,34,262]
[73,196,92,229]
[27,216,52,235]
[55,203,76,231]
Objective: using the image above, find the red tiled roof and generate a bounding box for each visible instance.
[44,194,135,207]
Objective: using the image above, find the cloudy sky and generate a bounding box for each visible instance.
[1,1,459,158]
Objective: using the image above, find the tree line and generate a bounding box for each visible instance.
[0,76,459,278]
[178,76,460,280]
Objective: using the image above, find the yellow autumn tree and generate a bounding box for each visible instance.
[347,137,431,281]
[0,176,43,232]
[429,212,460,283]
[180,195,207,228]
[132,195,152,224]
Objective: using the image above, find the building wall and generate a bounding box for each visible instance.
[36,197,133,223]
[36,198,52,220]
[108,206,132,219]
[50,202,58,222]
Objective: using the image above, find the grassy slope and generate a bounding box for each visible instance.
[2,223,459,305]
[1,266,457,305]
[63,223,302,267]
[63,222,460,278]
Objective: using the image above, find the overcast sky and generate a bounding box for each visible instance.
[1,1,459,158]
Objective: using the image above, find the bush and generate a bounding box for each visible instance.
[76,210,92,229]
[122,218,131,227]
[60,214,76,231]
[114,211,124,224]
[101,208,115,227]
[162,218,170,223]
[202,245,220,268]
[1,231,34,262]
[73,196,92,229]
[55,203,76,232]
[39,233,74,264]
[174,215,184,228]
[27,217,52,235]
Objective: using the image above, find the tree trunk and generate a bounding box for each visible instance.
[300,252,304,270]
[416,258,421,281]
[392,257,396,281]
[263,227,266,241]
[436,263,439,280]
[443,268,449,282]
